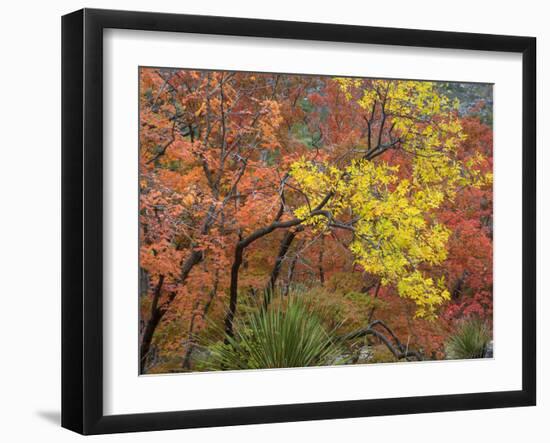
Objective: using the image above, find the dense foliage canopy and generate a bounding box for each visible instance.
[138,68,493,373]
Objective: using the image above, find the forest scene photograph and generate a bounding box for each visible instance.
[138,67,494,375]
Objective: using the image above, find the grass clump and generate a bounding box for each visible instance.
[445,317,491,360]
[203,296,345,370]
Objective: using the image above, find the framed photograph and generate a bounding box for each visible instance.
[62,8,536,435]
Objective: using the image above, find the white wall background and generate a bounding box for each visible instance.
[0,0,545,441]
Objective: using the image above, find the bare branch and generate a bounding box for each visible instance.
[340,319,423,361]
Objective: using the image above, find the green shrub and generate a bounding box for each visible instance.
[203,296,345,370]
[445,317,491,360]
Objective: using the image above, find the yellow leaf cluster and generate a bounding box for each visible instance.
[288,79,493,319]
[290,158,453,319]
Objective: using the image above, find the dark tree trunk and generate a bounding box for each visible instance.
[181,300,200,370]
[139,267,150,298]
[140,311,163,373]
[451,270,469,300]
[223,192,334,338]
[140,275,164,374]
[367,279,382,324]
[182,269,220,370]
[224,244,244,337]
[139,249,203,373]
[318,236,325,285]
[263,228,301,308]
[283,241,302,297]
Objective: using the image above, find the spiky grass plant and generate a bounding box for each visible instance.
[445,317,491,360]
[205,296,345,370]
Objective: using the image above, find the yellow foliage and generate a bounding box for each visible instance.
[290,157,453,318]
[288,78,492,319]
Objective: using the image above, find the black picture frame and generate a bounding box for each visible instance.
[62,8,536,435]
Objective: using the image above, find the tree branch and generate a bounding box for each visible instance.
[146,122,177,164]
[340,319,423,361]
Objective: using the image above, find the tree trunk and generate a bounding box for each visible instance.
[181,300,200,370]
[263,228,301,308]
[182,269,219,370]
[140,310,163,373]
[318,236,325,285]
[139,249,203,373]
[223,192,334,337]
[140,275,164,374]
[367,279,382,324]
[451,270,468,300]
[224,243,244,337]
[283,241,303,297]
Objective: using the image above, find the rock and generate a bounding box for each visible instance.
[357,345,373,363]
[484,341,494,358]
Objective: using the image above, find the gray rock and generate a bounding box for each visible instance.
[357,345,373,363]
[484,341,494,358]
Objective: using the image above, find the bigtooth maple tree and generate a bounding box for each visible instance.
[289,79,491,319]
[139,69,328,370]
